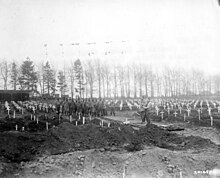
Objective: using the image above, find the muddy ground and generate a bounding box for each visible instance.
[0,109,220,178]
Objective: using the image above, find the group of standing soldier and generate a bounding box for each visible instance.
[55,98,116,117]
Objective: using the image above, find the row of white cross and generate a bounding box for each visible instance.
[18,101,57,114]
[153,100,220,126]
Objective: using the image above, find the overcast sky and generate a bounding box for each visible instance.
[0,0,220,74]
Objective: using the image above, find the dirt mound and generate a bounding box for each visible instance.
[0,122,217,163]
[0,132,47,162]
[43,122,137,154]
[138,124,216,150]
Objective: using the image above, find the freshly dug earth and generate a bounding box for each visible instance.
[0,122,217,164]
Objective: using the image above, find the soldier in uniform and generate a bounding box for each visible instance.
[55,99,61,115]
[139,103,151,124]
[109,100,115,116]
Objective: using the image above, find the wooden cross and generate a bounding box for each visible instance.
[6,107,10,115]
[123,118,130,124]
[173,111,177,117]
[187,109,191,117]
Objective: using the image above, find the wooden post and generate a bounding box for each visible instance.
[156,108,159,116]
[46,122,49,130]
[83,117,85,125]
[13,110,16,119]
[208,108,211,116]
[15,125,18,131]
[211,116,213,127]
[198,109,200,121]
[161,111,164,120]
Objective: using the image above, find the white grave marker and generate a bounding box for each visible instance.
[174,111,177,118]
[211,116,213,127]
[187,109,190,117]
[197,109,201,121]
[161,111,164,120]
[46,122,49,130]
[83,117,85,125]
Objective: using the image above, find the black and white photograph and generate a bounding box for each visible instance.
[0,0,220,177]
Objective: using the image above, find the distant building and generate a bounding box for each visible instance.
[0,90,31,101]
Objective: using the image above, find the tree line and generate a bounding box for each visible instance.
[0,57,220,98]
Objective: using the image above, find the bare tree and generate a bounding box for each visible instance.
[101,62,112,98]
[36,62,44,94]
[132,63,138,98]
[83,60,96,98]
[124,64,131,98]
[94,59,102,98]
[68,61,75,99]
[137,64,143,98]
[0,60,10,90]
[113,65,118,98]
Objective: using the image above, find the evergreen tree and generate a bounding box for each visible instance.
[18,57,38,90]
[74,59,85,98]
[10,62,19,90]
[57,70,67,96]
[43,61,56,95]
